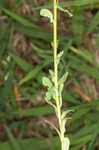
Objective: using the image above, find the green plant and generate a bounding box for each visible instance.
[1,0,99,150]
[40,1,73,150]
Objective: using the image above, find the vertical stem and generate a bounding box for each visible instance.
[53,2,70,149]
[53,0,61,136]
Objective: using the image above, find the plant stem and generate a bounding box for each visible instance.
[53,0,62,146]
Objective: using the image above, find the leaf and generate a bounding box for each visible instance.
[19,63,46,85]
[61,110,73,120]
[57,51,64,65]
[45,87,56,101]
[5,126,22,150]
[40,9,54,23]
[73,122,99,138]
[0,136,60,150]
[45,120,60,137]
[68,54,99,81]
[15,23,53,41]
[0,131,95,150]
[57,5,73,17]
[87,11,99,34]
[72,9,84,45]
[49,69,54,83]
[35,0,99,10]
[61,119,67,136]
[63,91,81,104]
[58,72,69,85]
[31,44,52,59]
[42,77,52,88]
[14,106,54,116]
[11,53,33,72]
[59,84,64,107]
[2,8,37,28]
[59,83,64,94]
[45,91,52,101]
[68,107,91,124]
[70,46,94,63]
[0,71,13,114]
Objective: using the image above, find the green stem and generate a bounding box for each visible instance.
[53,0,62,144]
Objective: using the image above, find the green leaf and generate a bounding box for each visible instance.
[59,83,64,107]
[49,69,54,83]
[57,51,64,65]
[0,136,60,150]
[61,119,67,135]
[42,77,52,88]
[61,110,73,120]
[59,84,64,108]
[59,83,64,93]
[68,54,99,81]
[19,63,46,85]
[45,87,56,101]
[14,106,54,116]
[35,0,99,10]
[70,46,94,63]
[2,8,37,28]
[15,23,53,41]
[57,5,73,17]
[63,91,81,104]
[68,107,91,124]
[74,122,99,138]
[40,9,54,23]
[58,72,69,85]
[72,9,84,45]
[0,71,13,115]
[31,44,52,59]
[87,11,99,34]
[5,127,22,150]
[11,53,33,72]
[45,91,52,101]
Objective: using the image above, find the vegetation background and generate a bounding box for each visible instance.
[0,0,99,150]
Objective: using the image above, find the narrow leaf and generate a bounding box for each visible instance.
[2,8,36,28]
[5,126,21,150]
[58,72,69,85]
[19,63,46,85]
[57,5,73,17]
[88,11,99,34]
[11,53,33,72]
